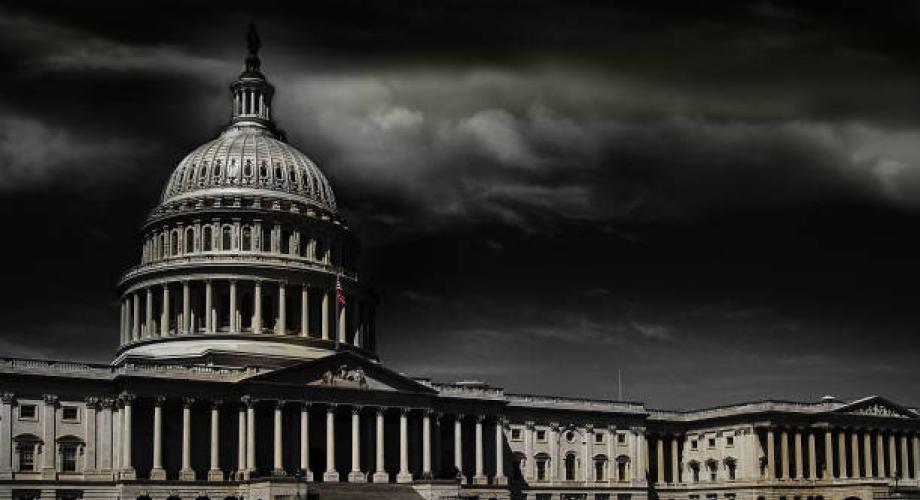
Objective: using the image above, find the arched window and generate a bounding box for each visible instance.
[159,234,166,258]
[706,458,718,481]
[13,434,41,472]
[280,229,292,255]
[536,453,551,481]
[261,226,272,252]
[274,164,284,182]
[564,452,576,481]
[290,170,298,186]
[185,228,195,254]
[213,160,222,178]
[244,160,253,178]
[202,226,213,251]
[689,460,701,482]
[594,455,608,481]
[724,457,737,480]
[57,436,84,473]
[241,227,252,251]
[222,226,233,250]
[616,455,629,481]
[170,231,179,256]
[259,161,268,180]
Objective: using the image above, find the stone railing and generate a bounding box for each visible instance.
[120,253,359,284]
[647,400,840,421]
[427,381,506,400]
[0,357,111,377]
[506,393,646,413]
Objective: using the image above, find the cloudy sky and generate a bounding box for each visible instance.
[1,1,920,409]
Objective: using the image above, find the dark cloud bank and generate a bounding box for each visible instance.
[1,1,920,409]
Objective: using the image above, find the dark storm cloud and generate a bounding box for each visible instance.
[1,1,920,408]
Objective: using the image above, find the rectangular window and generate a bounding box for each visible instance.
[61,407,79,422]
[595,432,605,444]
[707,438,716,448]
[19,405,37,420]
[511,428,523,441]
[706,495,717,500]
[691,439,698,450]
[726,436,734,447]
[617,433,627,444]
[536,430,547,442]
[617,495,631,500]
[61,446,77,472]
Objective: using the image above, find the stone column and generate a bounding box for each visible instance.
[205,280,213,333]
[82,398,97,475]
[120,301,126,343]
[113,402,121,472]
[273,401,284,475]
[550,423,561,481]
[229,280,238,332]
[863,431,873,478]
[161,284,170,336]
[182,281,191,334]
[838,431,847,478]
[338,300,347,343]
[794,430,803,480]
[100,399,114,473]
[180,397,195,480]
[473,415,486,484]
[889,433,897,478]
[781,429,790,480]
[767,428,776,480]
[851,431,860,479]
[912,433,920,481]
[142,409,168,474]
[900,433,909,480]
[146,288,154,337]
[132,293,140,340]
[321,291,330,340]
[253,280,262,333]
[324,404,340,482]
[208,401,222,480]
[635,430,646,482]
[671,435,679,483]
[0,394,13,478]
[246,397,257,477]
[301,285,310,337]
[121,394,136,479]
[237,404,247,478]
[373,408,388,483]
[495,418,507,484]
[876,432,886,478]
[277,282,287,335]
[824,429,834,479]
[348,406,364,482]
[301,403,313,481]
[524,422,534,480]
[454,414,464,482]
[397,408,412,483]
[41,394,57,479]
[656,436,665,484]
[422,410,432,479]
[808,431,817,480]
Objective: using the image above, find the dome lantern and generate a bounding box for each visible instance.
[230,24,275,129]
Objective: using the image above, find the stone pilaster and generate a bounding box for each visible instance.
[82,398,98,476]
[40,394,58,480]
[0,393,14,479]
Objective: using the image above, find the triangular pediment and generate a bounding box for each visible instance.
[243,351,437,394]
[832,396,918,419]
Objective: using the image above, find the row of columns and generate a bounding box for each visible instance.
[145,399,507,485]
[120,279,373,349]
[762,427,920,481]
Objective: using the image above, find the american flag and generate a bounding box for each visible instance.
[335,277,346,306]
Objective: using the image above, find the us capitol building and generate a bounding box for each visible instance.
[1,30,918,500]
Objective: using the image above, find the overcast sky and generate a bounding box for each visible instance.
[1,1,919,410]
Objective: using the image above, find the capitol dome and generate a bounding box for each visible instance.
[160,125,337,213]
[116,28,375,368]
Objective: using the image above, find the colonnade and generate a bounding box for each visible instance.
[759,426,920,482]
[139,398,507,485]
[119,279,374,349]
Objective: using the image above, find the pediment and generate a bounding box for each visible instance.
[833,396,918,419]
[244,351,436,394]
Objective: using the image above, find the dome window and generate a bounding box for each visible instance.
[241,226,252,251]
[213,160,222,178]
[221,226,233,250]
[185,228,196,253]
[314,239,325,262]
[274,163,284,182]
[202,227,213,251]
[259,161,268,179]
[261,226,272,252]
[244,160,252,177]
[280,229,292,254]
[290,170,298,186]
